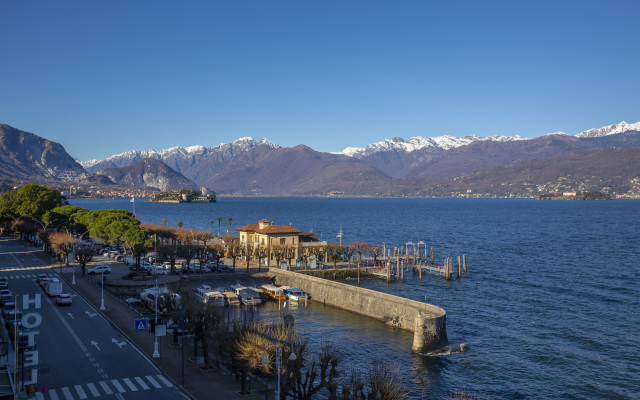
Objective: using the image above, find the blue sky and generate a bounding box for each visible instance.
[1,1,639,161]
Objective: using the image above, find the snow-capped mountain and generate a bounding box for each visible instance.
[338,134,525,158]
[575,121,640,138]
[80,137,279,174]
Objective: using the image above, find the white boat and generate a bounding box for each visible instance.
[370,269,397,281]
[194,285,226,306]
[140,283,182,312]
[282,287,309,302]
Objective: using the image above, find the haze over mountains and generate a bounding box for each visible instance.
[1,121,639,197]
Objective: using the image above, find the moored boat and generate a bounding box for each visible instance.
[140,283,182,312]
[282,287,309,302]
[261,284,287,301]
[234,286,262,306]
[221,290,241,306]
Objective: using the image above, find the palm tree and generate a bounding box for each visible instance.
[162,219,167,226]
[178,221,183,229]
[228,217,233,234]
[217,217,222,237]
[209,220,214,236]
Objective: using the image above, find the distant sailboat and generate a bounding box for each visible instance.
[336,225,343,245]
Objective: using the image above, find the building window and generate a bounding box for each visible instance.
[262,238,265,245]
[280,238,285,245]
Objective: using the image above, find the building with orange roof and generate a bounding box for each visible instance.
[237,219,303,267]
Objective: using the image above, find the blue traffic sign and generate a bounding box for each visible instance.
[135,318,148,332]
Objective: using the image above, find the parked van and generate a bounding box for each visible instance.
[45,278,63,297]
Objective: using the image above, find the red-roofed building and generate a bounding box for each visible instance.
[237,219,303,267]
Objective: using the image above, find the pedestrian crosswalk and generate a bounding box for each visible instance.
[33,374,174,399]
[0,272,57,279]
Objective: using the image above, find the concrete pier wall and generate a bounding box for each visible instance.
[270,268,448,352]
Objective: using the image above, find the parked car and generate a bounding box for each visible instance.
[2,301,16,318]
[88,265,111,275]
[152,266,170,275]
[0,293,13,306]
[115,255,125,262]
[56,293,72,306]
[218,264,234,272]
[4,311,22,328]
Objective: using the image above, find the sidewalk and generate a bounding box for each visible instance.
[33,249,269,400]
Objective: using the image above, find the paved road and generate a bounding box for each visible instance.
[0,238,188,400]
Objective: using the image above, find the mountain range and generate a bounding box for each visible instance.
[1,121,639,197]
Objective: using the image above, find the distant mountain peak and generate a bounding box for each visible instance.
[337,134,525,158]
[575,121,640,138]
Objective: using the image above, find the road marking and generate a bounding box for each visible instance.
[61,387,74,400]
[134,376,150,390]
[156,374,174,387]
[111,379,126,393]
[98,381,113,395]
[86,382,100,397]
[49,390,60,400]
[35,393,44,400]
[74,384,88,399]
[145,375,162,389]
[122,378,138,391]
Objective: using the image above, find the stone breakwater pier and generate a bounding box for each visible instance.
[269,268,448,353]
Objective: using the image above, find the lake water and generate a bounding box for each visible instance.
[69,197,640,400]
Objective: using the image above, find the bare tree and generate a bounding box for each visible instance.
[326,243,345,270]
[75,245,94,275]
[50,231,74,266]
[368,245,381,266]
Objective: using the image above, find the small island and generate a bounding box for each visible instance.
[150,189,216,203]
[538,191,611,200]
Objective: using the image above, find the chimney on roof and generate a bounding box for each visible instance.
[290,223,292,227]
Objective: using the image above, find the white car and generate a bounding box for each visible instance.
[88,265,112,275]
[152,266,170,275]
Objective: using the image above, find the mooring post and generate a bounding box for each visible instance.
[430,247,434,264]
[463,254,467,273]
[457,256,461,279]
[444,258,449,280]
[419,260,422,281]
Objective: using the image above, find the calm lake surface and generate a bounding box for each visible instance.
[70,197,640,400]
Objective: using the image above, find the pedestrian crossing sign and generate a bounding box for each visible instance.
[135,318,148,332]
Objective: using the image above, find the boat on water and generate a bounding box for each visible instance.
[194,285,226,306]
[220,290,241,306]
[370,269,397,281]
[260,284,287,301]
[280,285,309,301]
[233,286,262,306]
[140,283,182,312]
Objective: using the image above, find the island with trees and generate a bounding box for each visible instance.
[151,189,216,203]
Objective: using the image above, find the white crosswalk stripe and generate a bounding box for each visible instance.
[111,379,126,393]
[73,385,87,399]
[122,378,138,391]
[34,375,174,399]
[98,381,112,395]
[145,375,162,389]
[156,374,174,387]
[85,383,100,397]
[61,387,74,400]
[134,376,150,390]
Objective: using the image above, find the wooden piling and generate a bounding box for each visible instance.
[463,254,467,273]
[457,256,461,279]
[444,258,449,280]
[419,261,422,281]
[430,247,434,264]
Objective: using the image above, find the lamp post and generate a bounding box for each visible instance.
[260,338,296,400]
[100,266,106,311]
[152,279,160,358]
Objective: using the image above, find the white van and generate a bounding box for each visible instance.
[45,278,63,297]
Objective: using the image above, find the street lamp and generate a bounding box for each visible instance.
[100,265,106,311]
[152,279,160,358]
[260,338,297,400]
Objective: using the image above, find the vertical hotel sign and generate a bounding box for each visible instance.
[21,293,42,386]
